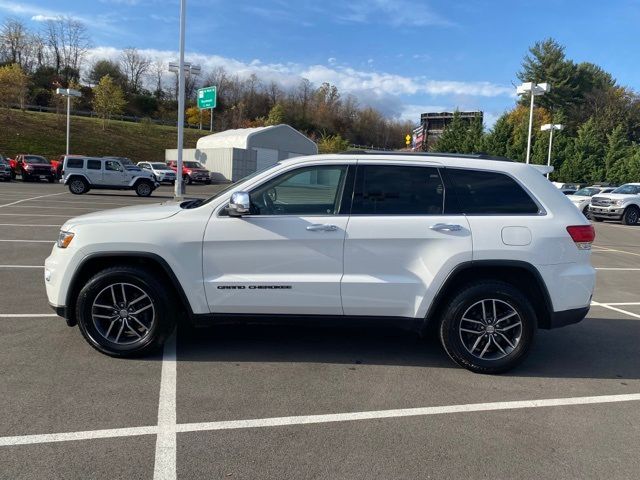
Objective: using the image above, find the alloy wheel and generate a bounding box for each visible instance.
[91,282,155,346]
[458,298,522,361]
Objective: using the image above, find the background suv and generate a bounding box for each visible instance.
[137,162,177,184]
[589,183,640,225]
[45,153,595,374]
[62,156,158,196]
[167,160,212,184]
[15,154,56,182]
[0,156,11,181]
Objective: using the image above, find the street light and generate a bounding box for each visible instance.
[55,88,82,156]
[517,82,550,164]
[541,123,563,178]
[168,52,201,201]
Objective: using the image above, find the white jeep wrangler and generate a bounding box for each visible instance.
[589,183,640,225]
[62,156,159,197]
[45,152,596,373]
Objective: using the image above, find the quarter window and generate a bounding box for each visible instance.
[66,158,84,169]
[351,165,444,215]
[87,160,101,170]
[447,169,539,214]
[249,165,348,215]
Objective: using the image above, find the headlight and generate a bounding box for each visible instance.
[615,200,624,207]
[57,231,75,248]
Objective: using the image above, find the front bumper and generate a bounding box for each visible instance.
[589,206,623,218]
[548,306,590,329]
[0,170,10,178]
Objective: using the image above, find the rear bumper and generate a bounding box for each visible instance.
[548,306,590,329]
[49,302,75,326]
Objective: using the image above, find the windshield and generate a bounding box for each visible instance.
[573,187,599,197]
[184,161,204,168]
[182,163,281,209]
[24,156,49,164]
[151,163,171,170]
[613,184,640,195]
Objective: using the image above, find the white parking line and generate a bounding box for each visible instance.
[0,265,44,268]
[0,224,61,227]
[153,333,177,480]
[6,205,106,211]
[593,246,640,258]
[591,301,640,320]
[0,192,67,209]
[1,392,639,448]
[595,268,640,271]
[0,213,71,217]
[0,314,57,318]
[0,239,54,243]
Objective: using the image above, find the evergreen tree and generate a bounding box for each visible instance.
[461,117,485,153]
[265,103,285,126]
[433,111,468,153]
[559,118,605,182]
[483,114,513,157]
[604,125,630,183]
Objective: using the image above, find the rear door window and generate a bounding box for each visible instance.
[351,165,444,215]
[446,169,539,215]
[87,160,101,170]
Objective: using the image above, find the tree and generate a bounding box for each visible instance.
[44,17,90,83]
[185,106,202,126]
[120,47,150,93]
[433,111,469,153]
[265,103,285,126]
[86,59,126,87]
[604,125,630,184]
[461,117,485,153]
[558,118,605,182]
[0,18,29,66]
[0,63,29,110]
[483,114,513,157]
[93,75,126,129]
[317,133,350,153]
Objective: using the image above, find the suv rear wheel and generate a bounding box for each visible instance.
[622,206,639,225]
[439,281,536,374]
[68,177,88,194]
[135,180,153,197]
[75,266,175,357]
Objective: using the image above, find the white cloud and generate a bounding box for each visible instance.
[0,0,121,31]
[31,14,59,22]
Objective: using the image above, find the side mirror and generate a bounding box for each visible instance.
[228,191,250,216]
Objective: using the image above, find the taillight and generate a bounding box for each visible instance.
[566,225,595,250]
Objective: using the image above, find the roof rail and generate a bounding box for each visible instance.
[339,149,513,162]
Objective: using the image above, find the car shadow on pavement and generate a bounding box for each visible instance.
[175,317,640,380]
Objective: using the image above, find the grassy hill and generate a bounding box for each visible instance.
[0,109,209,162]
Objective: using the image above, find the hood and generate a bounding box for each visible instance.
[594,193,637,200]
[62,202,183,229]
[566,194,589,202]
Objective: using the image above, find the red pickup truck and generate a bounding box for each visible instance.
[14,154,57,182]
[166,160,211,185]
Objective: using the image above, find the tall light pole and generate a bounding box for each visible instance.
[168,49,200,201]
[55,88,81,156]
[541,123,563,178]
[516,82,550,164]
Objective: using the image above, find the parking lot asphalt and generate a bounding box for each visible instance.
[1,181,639,479]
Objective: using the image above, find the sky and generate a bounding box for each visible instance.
[1,0,639,127]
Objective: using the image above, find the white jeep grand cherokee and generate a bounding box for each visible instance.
[45,153,596,373]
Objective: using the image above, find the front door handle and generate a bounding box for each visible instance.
[430,223,463,232]
[306,224,339,232]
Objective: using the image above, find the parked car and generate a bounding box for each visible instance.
[589,183,640,225]
[52,154,86,180]
[166,160,211,184]
[137,162,177,184]
[566,186,616,217]
[14,154,56,182]
[0,156,12,181]
[45,152,595,374]
[62,156,159,196]
[561,188,577,195]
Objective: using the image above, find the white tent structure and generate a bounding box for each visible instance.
[166,124,317,182]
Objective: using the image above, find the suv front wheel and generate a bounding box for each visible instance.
[75,266,175,357]
[439,281,536,374]
[68,177,89,194]
[135,180,153,197]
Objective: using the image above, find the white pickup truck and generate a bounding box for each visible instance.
[589,183,640,225]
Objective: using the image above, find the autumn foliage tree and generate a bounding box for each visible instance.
[93,75,126,129]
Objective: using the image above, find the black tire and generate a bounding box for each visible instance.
[591,216,603,222]
[135,180,153,197]
[10,170,16,180]
[582,206,591,219]
[68,177,88,194]
[205,179,211,185]
[622,206,640,225]
[22,173,29,182]
[439,281,537,374]
[170,180,176,186]
[75,266,176,357]
[48,176,55,183]
[185,175,192,185]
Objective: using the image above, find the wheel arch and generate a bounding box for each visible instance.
[423,260,553,331]
[65,252,193,327]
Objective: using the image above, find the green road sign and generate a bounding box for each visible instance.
[197,86,217,109]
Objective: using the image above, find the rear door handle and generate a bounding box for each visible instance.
[306,224,339,232]
[430,223,463,232]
